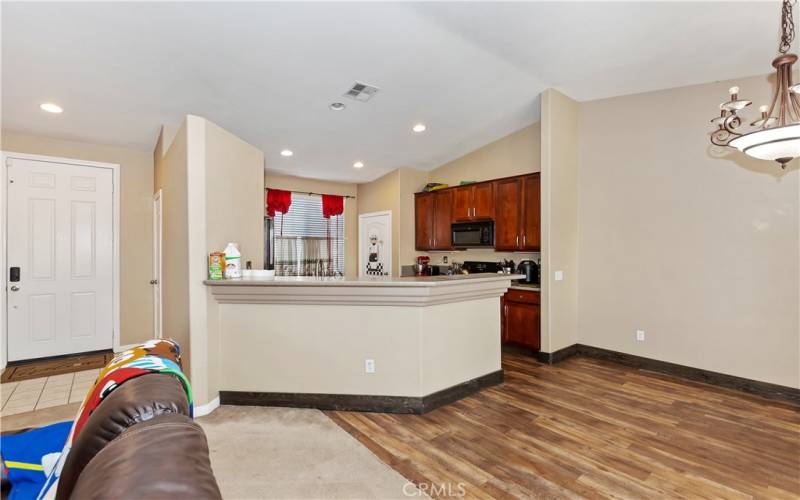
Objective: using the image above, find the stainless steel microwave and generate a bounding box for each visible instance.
[452,221,494,248]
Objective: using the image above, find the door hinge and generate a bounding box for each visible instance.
[5,158,12,167]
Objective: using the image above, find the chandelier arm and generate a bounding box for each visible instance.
[782,65,797,124]
[790,91,800,119]
[767,72,782,120]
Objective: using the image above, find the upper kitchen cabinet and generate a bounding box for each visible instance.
[431,190,453,250]
[494,173,540,251]
[414,192,434,250]
[415,190,453,251]
[493,178,522,250]
[520,174,540,251]
[451,182,494,222]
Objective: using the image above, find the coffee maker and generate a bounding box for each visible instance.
[516,260,539,284]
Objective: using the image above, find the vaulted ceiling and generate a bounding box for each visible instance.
[1,2,779,181]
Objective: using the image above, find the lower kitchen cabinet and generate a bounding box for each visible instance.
[501,289,540,351]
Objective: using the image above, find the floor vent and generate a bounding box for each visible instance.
[343,81,380,102]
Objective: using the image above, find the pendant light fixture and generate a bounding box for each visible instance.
[710,0,800,169]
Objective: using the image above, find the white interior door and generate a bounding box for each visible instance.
[7,158,114,361]
[152,190,163,339]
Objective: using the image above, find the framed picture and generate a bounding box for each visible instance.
[358,211,392,277]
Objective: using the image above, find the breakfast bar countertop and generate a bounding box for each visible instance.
[204,273,524,288]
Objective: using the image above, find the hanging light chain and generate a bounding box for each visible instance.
[780,0,796,54]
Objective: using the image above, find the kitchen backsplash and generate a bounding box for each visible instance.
[423,249,541,267]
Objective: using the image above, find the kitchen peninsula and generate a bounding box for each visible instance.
[204,273,521,413]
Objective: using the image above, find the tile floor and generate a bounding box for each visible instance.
[0,369,98,416]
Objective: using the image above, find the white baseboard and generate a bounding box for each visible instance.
[194,396,220,417]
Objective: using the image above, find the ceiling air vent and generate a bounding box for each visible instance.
[343,81,380,102]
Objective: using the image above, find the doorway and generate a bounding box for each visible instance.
[3,153,120,363]
[152,190,163,339]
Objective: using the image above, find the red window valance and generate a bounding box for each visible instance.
[322,194,344,218]
[266,189,292,217]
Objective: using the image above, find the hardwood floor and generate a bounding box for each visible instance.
[327,352,800,499]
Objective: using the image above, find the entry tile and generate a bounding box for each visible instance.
[45,373,75,387]
[36,393,69,409]
[3,399,37,415]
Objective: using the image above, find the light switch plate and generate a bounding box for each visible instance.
[554,270,564,281]
[365,359,375,374]
[636,330,645,342]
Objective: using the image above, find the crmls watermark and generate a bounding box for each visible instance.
[403,481,467,497]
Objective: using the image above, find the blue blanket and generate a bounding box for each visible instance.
[1,421,72,500]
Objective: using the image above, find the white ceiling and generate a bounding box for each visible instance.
[1,2,780,182]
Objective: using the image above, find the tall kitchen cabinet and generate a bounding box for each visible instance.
[415,190,452,251]
[493,173,540,251]
[451,183,494,222]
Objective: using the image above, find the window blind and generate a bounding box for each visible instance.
[272,193,345,276]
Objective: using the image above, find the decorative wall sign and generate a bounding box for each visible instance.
[358,211,392,277]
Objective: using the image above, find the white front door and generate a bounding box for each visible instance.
[7,158,114,361]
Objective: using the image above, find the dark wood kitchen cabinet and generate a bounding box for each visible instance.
[520,174,540,251]
[414,192,434,250]
[431,190,453,250]
[501,288,540,351]
[493,173,540,251]
[414,172,539,251]
[451,182,494,222]
[415,190,452,250]
[493,178,522,250]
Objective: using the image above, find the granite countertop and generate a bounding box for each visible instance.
[204,273,525,288]
[509,283,541,291]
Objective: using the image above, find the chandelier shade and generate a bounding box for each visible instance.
[708,0,800,168]
[728,123,800,164]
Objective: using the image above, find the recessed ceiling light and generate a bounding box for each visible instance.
[412,123,427,133]
[280,149,294,157]
[329,102,346,111]
[40,102,63,114]
[353,161,364,169]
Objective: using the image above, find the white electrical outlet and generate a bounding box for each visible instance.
[554,270,564,281]
[365,359,376,374]
[636,330,645,342]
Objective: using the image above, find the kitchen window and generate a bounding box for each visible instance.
[266,193,345,276]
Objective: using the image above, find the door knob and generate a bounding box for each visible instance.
[10,285,19,292]
[150,279,159,285]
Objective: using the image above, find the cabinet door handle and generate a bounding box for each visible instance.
[523,235,526,247]
[516,235,519,247]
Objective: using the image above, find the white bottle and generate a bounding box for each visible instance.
[223,242,242,279]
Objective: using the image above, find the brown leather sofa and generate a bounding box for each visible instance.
[55,373,222,500]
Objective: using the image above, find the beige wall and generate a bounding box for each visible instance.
[540,89,580,353]
[357,169,401,276]
[264,173,358,276]
[154,122,191,373]
[577,74,800,388]
[428,123,541,185]
[398,168,430,269]
[425,122,542,266]
[200,118,264,405]
[205,120,265,269]
[2,131,155,346]
[155,116,265,405]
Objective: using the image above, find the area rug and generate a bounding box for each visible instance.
[197,405,423,499]
[1,352,113,383]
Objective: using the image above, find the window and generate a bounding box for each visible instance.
[268,193,345,276]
